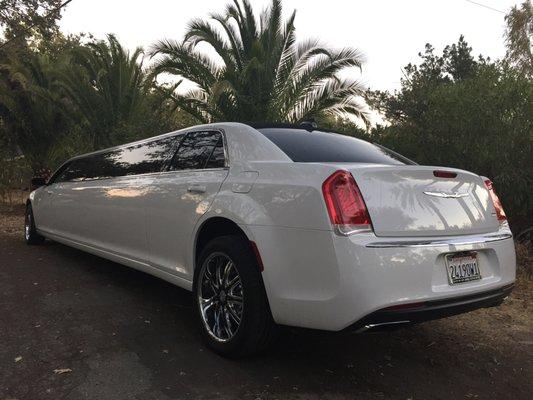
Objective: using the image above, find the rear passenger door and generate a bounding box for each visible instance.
[146,130,228,279]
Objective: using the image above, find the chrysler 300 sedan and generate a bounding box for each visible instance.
[25,122,516,357]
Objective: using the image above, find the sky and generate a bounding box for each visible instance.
[57,0,522,93]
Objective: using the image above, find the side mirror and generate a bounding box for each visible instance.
[30,177,47,189]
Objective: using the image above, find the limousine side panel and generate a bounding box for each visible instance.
[36,175,154,264]
[32,183,81,238]
[41,228,193,291]
[82,175,153,263]
[48,181,89,240]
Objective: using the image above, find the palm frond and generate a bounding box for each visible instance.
[210,12,244,69]
[149,39,219,91]
[184,18,235,69]
[289,78,369,124]
[281,47,365,116]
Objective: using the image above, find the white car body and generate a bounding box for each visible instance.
[29,122,516,332]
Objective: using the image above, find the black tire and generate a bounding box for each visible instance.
[25,203,45,245]
[193,235,277,358]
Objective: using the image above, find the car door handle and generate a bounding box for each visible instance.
[187,184,206,193]
[46,189,53,195]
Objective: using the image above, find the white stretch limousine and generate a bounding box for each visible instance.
[26,122,516,357]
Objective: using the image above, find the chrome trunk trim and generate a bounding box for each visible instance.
[365,232,512,248]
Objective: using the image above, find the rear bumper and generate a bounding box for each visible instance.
[249,225,517,331]
[347,283,514,332]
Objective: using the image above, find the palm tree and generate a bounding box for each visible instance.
[150,0,367,124]
[60,34,150,148]
[0,52,71,171]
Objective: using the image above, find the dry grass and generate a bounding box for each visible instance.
[0,189,29,206]
[0,203,25,237]
[516,241,533,280]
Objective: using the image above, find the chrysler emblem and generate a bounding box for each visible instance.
[423,191,469,199]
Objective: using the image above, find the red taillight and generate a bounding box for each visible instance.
[484,179,507,223]
[322,170,372,235]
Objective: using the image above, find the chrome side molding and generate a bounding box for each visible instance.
[365,232,513,248]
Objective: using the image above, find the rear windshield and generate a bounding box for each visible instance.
[258,128,415,165]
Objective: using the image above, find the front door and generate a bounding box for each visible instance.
[34,160,87,238]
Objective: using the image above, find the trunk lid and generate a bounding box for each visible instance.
[346,165,498,237]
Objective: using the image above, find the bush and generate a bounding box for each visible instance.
[0,156,33,205]
[367,38,532,226]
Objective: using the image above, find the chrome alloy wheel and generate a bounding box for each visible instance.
[25,211,31,241]
[198,252,243,342]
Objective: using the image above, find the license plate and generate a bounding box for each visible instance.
[445,252,481,285]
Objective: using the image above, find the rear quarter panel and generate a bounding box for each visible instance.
[212,162,336,230]
[208,122,339,230]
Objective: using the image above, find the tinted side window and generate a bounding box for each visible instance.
[109,135,180,177]
[258,128,415,165]
[170,131,224,171]
[54,158,93,182]
[84,152,116,180]
[53,136,180,182]
[50,162,73,183]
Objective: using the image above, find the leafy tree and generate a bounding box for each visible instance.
[0,51,71,171]
[150,0,367,124]
[0,31,193,177]
[0,0,64,48]
[366,38,532,224]
[367,36,478,124]
[59,34,154,148]
[313,115,367,138]
[504,0,533,77]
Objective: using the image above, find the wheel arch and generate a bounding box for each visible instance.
[193,216,253,273]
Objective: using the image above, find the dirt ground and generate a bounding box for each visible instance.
[0,205,531,400]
